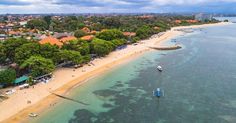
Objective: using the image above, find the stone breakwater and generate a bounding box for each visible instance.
[149,45,182,50]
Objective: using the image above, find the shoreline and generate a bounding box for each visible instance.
[0,22,230,123]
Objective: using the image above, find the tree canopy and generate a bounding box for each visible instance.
[0,69,16,85]
[3,38,29,61]
[74,30,86,38]
[14,43,41,65]
[62,40,90,56]
[39,44,60,63]
[96,29,124,41]
[136,25,154,39]
[111,39,126,47]
[26,19,48,31]
[56,50,83,65]
[0,43,6,63]
[43,16,52,29]
[20,56,55,77]
[90,38,114,56]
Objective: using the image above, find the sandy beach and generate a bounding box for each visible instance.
[0,22,230,123]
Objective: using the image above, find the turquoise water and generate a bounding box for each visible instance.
[32,23,236,123]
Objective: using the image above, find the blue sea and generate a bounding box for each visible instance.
[31,18,236,123]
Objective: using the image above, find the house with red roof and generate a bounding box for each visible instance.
[175,20,182,24]
[81,27,90,33]
[39,36,63,47]
[123,32,136,37]
[80,35,94,41]
[60,36,77,43]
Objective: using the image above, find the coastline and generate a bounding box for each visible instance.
[0,22,230,123]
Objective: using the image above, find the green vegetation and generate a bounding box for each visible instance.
[74,30,87,38]
[26,19,48,31]
[39,44,60,62]
[3,38,29,61]
[0,43,6,63]
[96,29,124,41]
[26,76,34,85]
[90,38,114,56]
[0,69,16,85]
[56,50,82,65]
[111,39,126,47]
[136,25,154,39]
[15,43,41,65]
[20,56,55,77]
[43,16,52,29]
[62,40,90,55]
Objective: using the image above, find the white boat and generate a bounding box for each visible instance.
[157,66,163,72]
[29,113,38,117]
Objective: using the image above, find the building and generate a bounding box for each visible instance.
[60,36,77,43]
[175,20,182,24]
[123,32,136,37]
[39,36,63,47]
[195,13,213,21]
[80,35,94,41]
[0,34,7,41]
[19,21,27,26]
[186,20,198,23]
[53,32,73,39]
[81,27,91,33]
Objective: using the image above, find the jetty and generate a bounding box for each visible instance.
[149,45,182,50]
[50,92,89,105]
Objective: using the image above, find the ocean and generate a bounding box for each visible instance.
[32,19,236,123]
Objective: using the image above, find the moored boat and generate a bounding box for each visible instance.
[153,88,164,98]
[29,113,38,117]
[157,66,163,72]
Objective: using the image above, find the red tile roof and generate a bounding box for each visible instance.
[175,20,182,23]
[186,20,199,23]
[123,32,136,37]
[39,36,63,47]
[8,31,21,35]
[60,36,77,43]
[81,27,90,33]
[80,35,94,41]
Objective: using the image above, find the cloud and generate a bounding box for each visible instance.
[1,0,236,14]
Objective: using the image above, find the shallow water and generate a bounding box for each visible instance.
[32,22,236,123]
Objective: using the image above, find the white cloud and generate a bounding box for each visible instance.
[1,0,236,13]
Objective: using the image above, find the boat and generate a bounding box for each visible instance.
[29,113,38,117]
[153,88,164,98]
[157,66,163,72]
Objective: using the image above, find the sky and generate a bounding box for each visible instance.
[0,0,236,14]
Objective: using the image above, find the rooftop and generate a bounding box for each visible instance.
[14,76,29,84]
[60,36,77,43]
[39,36,63,47]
